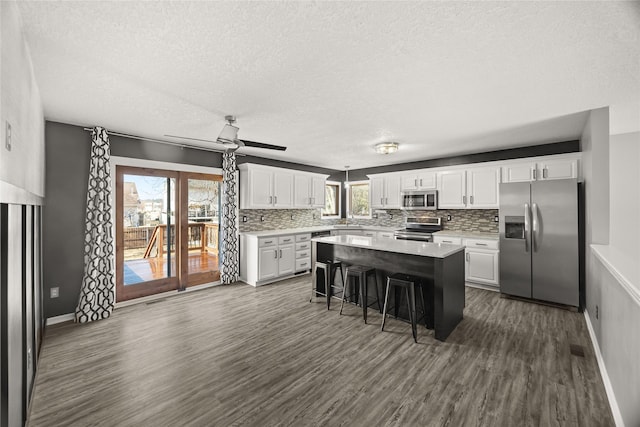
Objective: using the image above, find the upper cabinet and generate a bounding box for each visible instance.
[437,170,467,209]
[501,158,578,183]
[466,167,500,208]
[437,166,500,209]
[294,173,327,208]
[369,174,402,209]
[400,170,437,191]
[239,164,327,209]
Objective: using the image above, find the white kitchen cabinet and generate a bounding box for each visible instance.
[501,162,535,183]
[377,231,394,239]
[278,243,296,276]
[437,170,467,209]
[294,173,327,208]
[240,233,302,286]
[369,174,402,209]
[501,158,578,183]
[294,233,312,273]
[258,245,279,282]
[465,248,499,286]
[537,158,578,180]
[466,167,500,209]
[239,164,294,209]
[437,167,499,209]
[273,170,294,207]
[433,236,463,245]
[433,234,499,288]
[401,170,437,190]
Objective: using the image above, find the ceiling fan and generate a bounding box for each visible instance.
[165,115,287,152]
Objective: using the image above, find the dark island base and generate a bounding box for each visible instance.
[314,242,465,341]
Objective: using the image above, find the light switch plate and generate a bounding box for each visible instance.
[50,287,59,298]
[5,121,11,151]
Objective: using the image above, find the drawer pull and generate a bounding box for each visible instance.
[283,238,291,242]
[300,262,307,266]
[264,240,273,244]
[475,243,488,246]
[443,240,452,243]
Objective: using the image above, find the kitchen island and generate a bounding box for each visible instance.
[312,235,466,341]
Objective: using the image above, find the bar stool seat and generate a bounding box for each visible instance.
[381,273,428,343]
[340,265,381,324]
[310,260,344,310]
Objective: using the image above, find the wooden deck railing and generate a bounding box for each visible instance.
[123,223,219,259]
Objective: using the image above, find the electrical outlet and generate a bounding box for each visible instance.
[5,121,11,151]
[242,216,247,222]
[372,213,378,219]
[290,214,294,220]
[50,287,59,298]
[447,215,452,221]
[494,215,499,222]
[389,214,393,220]
[260,216,265,222]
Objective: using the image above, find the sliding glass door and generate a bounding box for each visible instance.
[115,167,222,302]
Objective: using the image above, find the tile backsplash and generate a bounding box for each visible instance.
[239,208,498,233]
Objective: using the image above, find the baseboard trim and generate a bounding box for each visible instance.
[583,309,625,427]
[46,313,74,326]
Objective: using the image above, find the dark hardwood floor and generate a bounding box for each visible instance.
[28,275,613,426]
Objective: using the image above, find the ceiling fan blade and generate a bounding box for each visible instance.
[164,134,218,144]
[239,139,287,151]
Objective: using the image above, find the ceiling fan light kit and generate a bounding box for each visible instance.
[375,142,399,154]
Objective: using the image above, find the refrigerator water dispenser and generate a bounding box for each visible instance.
[504,216,525,239]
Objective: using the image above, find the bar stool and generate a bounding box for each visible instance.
[381,273,427,343]
[339,265,381,324]
[310,260,344,310]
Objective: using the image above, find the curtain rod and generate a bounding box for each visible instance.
[82,127,244,156]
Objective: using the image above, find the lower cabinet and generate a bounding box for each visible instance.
[465,248,499,286]
[433,235,499,288]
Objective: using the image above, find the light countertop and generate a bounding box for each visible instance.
[434,230,499,240]
[312,235,465,258]
[241,225,401,237]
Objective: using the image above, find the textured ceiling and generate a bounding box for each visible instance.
[16,1,640,170]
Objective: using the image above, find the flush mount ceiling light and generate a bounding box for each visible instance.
[374,142,399,154]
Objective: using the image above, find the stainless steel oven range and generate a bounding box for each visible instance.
[394,217,442,242]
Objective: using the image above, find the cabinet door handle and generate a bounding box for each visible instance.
[269,196,273,204]
[466,252,470,262]
[415,179,418,187]
[419,179,423,187]
[274,196,277,204]
[543,168,548,179]
[533,169,537,180]
[470,195,474,205]
[274,250,278,259]
[279,249,283,258]
[463,195,466,205]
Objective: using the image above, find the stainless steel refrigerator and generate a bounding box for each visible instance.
[499,179,580,307]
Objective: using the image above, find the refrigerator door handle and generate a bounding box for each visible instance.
[532,203,539,252]
[524,203,531,252]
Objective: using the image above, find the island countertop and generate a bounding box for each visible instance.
[312,235,465,259]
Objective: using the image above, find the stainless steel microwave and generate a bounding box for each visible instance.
[400,190,438,210]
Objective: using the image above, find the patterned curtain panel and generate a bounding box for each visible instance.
[75,127,115,323]
[220,152,240,284]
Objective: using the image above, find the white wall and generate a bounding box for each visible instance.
[582,108,640,426]
[609,132,640,257]
[580,107,610,341]
[0,0,45,198]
